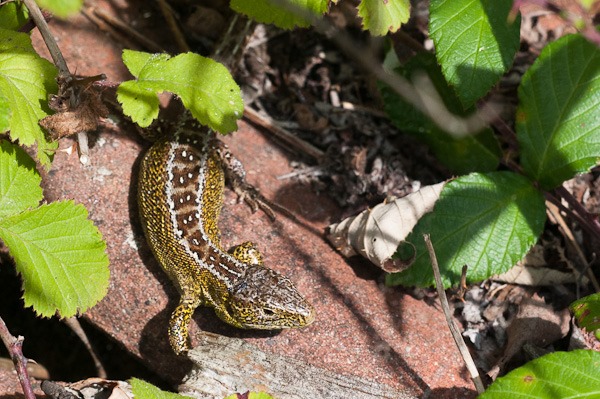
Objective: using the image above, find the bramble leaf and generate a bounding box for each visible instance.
[130,378,192,399]
[117,51,243,133]
[0,140,42,219]
[517,34,600,190]
[0,2,29,30]
[380,52,500,174]
[357,0,410,36]
[480,350,600,398]
[0,28,58,168]
[231,0,327,29]
[429,0,520,108]
[571,293,600,335]
[36,0,83,18]
[386,172,546,288]
[0,201,109,318]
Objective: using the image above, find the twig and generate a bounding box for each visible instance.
[267,0,498,137]
[555,185,600,240]
[63,318,107,378]
[21,0,70,77]
[91,7,164,52]
[156,0,190,53]
[423,234,485,394]
[0,316,36,399]
[545,201,600,293]
[244,107,325,161]
[81,8,141,51]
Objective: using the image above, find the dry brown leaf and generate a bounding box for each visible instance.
[327,182,445,272]
[487,293,570,379]
[492,236,586,286]
[39,74,108,141]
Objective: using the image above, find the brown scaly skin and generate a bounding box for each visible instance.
[138,128,315,355]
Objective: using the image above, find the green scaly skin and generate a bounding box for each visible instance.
[138,128,315,355]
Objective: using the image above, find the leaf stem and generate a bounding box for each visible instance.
[0,316,36,399]
[423,234,485,394]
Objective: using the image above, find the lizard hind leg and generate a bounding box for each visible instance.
[168,297,202,355]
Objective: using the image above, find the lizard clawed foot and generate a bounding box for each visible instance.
[215,141,276,220]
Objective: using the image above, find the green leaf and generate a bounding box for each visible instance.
[480,350,600,398]
[117,50,243,133]
[0,28,58,168]
[571,293,600,335]
[386,172,546,288]
[357,0,410,36]
[517,34,600,190]
[0,2,29,30]
[0,93,10,133]
[36,0,83,19]
[429,0,520,108]
[0,140,42,219]
[380,52,500,174]
[0,201,109,318]
[130,378,192,399]
[231,0,327,29]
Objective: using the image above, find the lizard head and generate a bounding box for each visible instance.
[228,265,315,329]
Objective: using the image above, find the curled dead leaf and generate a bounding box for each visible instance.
[39,74,108,141]
[327,182,445,272]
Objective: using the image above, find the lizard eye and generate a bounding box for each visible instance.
[263,308,275,316]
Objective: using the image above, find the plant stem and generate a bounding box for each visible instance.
[555,186,600,242]
[423,234,485,394]
[21,0,70,78]
[0,317,36,399]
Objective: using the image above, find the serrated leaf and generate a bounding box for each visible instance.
[36,0,83,19]
[480,350,600,398]
[0,140,42,219]
[0,28,58,168]
[0,2,29,30]
[517,34,600,190]
[130,378,192,399]
[429,0,520,108]
[357,0,410,36]
[380,52,500,174]
[571,293,600,334]
[386,172,546,288]
[117,51,243,133]
[0,201,109,317]
[231,0,327,29]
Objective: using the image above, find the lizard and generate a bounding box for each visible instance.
[137,121,315,355]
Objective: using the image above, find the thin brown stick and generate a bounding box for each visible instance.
[63,318,107,378]
[555,185,600,240]
[21,0,70,77]
[91,8,164,52]
[156,0,190,53]
[0,317,36,399]
[423,234,485,394]
[546,201,600,293]
[244,107,325,161]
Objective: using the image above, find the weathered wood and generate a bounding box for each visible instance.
[179,332,418,399]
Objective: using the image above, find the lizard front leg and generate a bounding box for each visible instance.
[169,296,203,355]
